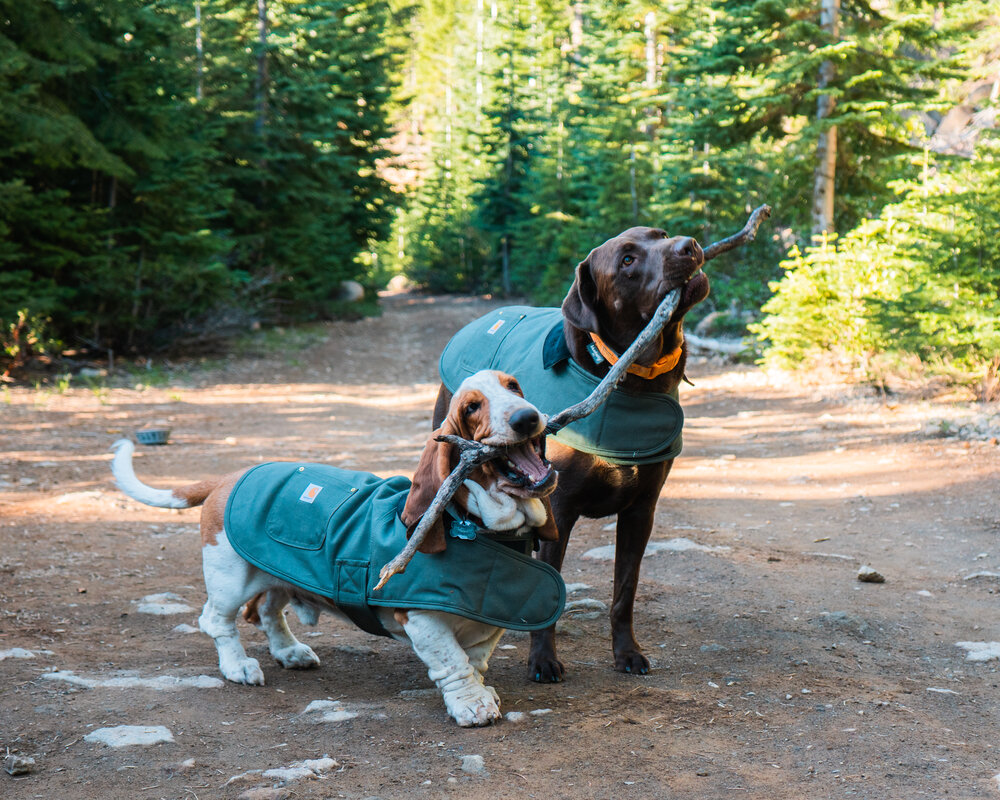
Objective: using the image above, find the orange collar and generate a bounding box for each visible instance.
[589,333,682,380]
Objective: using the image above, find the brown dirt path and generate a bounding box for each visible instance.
[1,293,999,800]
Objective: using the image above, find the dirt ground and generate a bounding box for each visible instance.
[2,292,999,800]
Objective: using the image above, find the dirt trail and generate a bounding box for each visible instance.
[1,293,999,800]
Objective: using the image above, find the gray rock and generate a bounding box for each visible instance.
[4,754,35,775]
[461,754,486,774]
[858,565,886,583]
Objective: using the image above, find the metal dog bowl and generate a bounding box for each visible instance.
[136,428,171,446]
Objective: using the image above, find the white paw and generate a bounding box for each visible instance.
[273,643,321,670]
[446,688,502,727]
[471,670,499,704]
[222,657,265,685]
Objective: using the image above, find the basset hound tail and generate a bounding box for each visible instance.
[110,438,221,509]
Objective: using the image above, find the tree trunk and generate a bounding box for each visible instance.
[501,234,511,295]
[255,0,268,138]
[811,0,840,238]
[644,11,656,90]
[195,1,204,101]
[475,0,485,118]
[642,10,658,136]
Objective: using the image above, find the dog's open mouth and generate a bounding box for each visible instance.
[496,435,556,497]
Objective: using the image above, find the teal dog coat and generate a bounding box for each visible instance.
[223,462,566,637]
[439,306,684,465]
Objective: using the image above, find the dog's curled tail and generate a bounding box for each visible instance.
[110,438,216,509]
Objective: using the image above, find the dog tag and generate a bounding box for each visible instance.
[449,519,478,540]
[586,342,606,365]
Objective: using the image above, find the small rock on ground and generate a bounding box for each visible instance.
[84,725,174,748]
[461,754,486,774]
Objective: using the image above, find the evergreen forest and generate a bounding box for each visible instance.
[2,0,998,394]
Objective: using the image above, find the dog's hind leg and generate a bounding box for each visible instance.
[254,588,321,670]
[199,533,267,685]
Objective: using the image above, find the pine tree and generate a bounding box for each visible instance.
[196,0,401,320]
[472,0,547,295]
[753,139,1000,385]
[395,0,488,292]
[0,0,235,356]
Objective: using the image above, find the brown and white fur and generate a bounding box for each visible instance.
[110,370,557,727]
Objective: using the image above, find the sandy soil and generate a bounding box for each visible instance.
[2,293,999,800]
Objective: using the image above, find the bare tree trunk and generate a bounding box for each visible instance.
[476,0,485,119]
[642,9,657,137]
[811,0,840,238]
[629,144,639,222]
[195,1,204,101]
[254,0,268,138]
[501,234,511,295]
[566,1,583,93]
[644,11,656,90]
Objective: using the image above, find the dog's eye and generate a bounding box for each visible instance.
[621,255,635,267]
[506,379,522,395]
[464,401,481,416]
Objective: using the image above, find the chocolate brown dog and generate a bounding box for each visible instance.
[434,227,707,682]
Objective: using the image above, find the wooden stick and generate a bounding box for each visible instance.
[702,204,772,262]
[376,206,771,586]
[374,437,497,591]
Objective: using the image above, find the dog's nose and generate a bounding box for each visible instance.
[672,236,702,260]
[509,408,541,437]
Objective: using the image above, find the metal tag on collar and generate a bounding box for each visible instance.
[586,341,606,365]
[449,519,478,540]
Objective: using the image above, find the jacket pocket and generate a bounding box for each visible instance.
[264,466,356,550]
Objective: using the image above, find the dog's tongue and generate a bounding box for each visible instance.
[507,443,550,482]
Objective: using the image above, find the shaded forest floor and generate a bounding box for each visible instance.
[2,293,1000,800]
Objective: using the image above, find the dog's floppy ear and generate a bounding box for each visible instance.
[534,495,560,543]
[561,253,601,333]
[400,424,456,554]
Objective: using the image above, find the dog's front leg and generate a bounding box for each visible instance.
[611,467,670,675]
[397,610,502,727]
[528,501,580,682]
[458,623,504,705]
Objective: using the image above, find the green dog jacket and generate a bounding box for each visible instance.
[223,462,566,637]
[439,306,684,465]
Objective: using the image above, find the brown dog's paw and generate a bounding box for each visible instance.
[527,654,565,683]
[614,649,650,675]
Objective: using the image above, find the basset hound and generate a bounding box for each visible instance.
[110,370,559,727]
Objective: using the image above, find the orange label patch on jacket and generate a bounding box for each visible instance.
[299,483,324,504]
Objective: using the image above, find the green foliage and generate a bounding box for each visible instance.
[753,143,1000,384]
[1,309,61,377]
[0,0,404,373]
[2,0,997,395]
